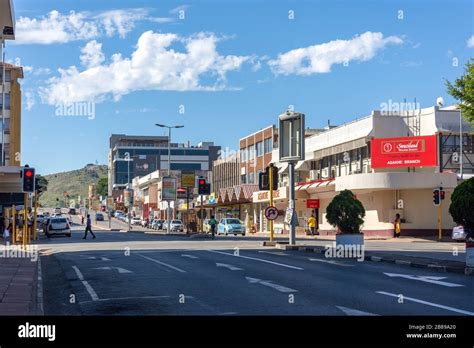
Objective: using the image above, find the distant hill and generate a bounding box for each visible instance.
[40,164,107,207]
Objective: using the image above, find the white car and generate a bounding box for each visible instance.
[45,217,71,238]
[131,217,141,225]
[452,225,469,242]
[169,220,184,232]
[54,208,62,215]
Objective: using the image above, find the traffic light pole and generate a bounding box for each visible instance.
[200,195,204,233]
[438,201,442,242]
[269,163,274,242]
[289,162,296,245]
[23,193,28,248]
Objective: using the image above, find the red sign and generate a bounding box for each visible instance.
[306,199,320,209]
[371,135,438,168]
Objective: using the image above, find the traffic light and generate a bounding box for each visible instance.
[198,178,210,195]
[433,188,440,206]
[22,166,35,193]
[440,187,445,201]
[259,166,279,191]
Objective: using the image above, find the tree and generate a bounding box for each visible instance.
[449,177,474,232]
[97,177,108,197]
[326,189,365,234]
[35,175,48,198]
[446,58,474,124]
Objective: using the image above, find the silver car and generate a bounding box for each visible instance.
[169,220,184,232]
[452,225,468,241]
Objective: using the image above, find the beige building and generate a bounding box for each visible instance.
[253,104,473,238]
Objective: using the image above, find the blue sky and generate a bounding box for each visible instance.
[7,0,473,174]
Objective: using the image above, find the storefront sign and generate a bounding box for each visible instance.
[253,187,287,203]
[371,135,437,168]
[306,199,320,209]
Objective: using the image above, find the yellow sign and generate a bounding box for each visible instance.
[181,171,195,188]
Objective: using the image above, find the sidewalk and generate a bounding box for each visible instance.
[0,250,41,315]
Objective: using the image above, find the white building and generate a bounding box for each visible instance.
[253,104,473,238]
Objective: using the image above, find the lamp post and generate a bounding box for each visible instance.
[124,152,133,232]
[155,124,184,234]
[460,106,463,180]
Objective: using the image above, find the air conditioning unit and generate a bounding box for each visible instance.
[309,170,320,181]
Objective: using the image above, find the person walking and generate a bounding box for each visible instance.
[308,214,317,236]
[81,215,85,225]
[83,214,96,239]
[209,215,217,240]
[393,213,401,238]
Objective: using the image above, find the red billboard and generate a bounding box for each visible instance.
[306,199,320,209]
[371,135,438,168]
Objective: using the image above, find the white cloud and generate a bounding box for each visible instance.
[80,40,105,68]
[15,9,173,44]
[39,31,249,104]
[467,35,474,48]
[268,31,403,76]
[24,90,35,111]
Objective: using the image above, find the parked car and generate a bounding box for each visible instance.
[95,213,104,221]
[162,220,168,230]
[151,219,162,230]
[45,217,71,238]
[452,225,469,242]
[203,219,211,233]
[54,207,62,215]
[68,208,76,215]
[114,211,124,218]
[141,219,149,227]
[217,218,245,236]
[131,217,141,225]
[169,220,184,232]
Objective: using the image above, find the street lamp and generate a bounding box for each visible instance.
[123,152,134,232]
[155,123,184,234]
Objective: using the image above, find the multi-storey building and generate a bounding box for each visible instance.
[254,104,473,238]
[108,134,220,200]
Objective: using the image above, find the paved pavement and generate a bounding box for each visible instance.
[38,223,474,316]
[0,249,40,315]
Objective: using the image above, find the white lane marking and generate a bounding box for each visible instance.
[37,257,44,315]
[93,266,133,274]
[208,250,303,270]
[309,258,355,267]
[336,306,378,316]
[72,265,84,280]
[376,291,474,316]
[216,263,243,271]
[136,253,186,273]
[72,265,99,301]
[258,251,289,256]
[80,295,170,304]
[383,273,464,287]
[245,276,298,293]
[87,256,111,261]
[181,254,199,259]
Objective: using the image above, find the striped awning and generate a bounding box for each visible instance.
[241,184,259,200]
[296,179,335,191]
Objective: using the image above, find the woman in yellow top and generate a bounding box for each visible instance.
[308,214,317,236]
[393,213,401,238]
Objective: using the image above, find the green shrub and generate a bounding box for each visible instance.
[449,177,474,231]
[326,189,365,234]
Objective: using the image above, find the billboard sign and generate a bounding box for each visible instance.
[371,135,438,168]
[161,176,177,201]
[181,171,196,188]
[306,199,320,209]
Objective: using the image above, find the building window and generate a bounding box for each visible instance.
[248,172,255,184]
[240,148,247,162]
[0,93,11,110]
[264,138,273,153]
[0,70,11,82]
[256,141,263,157]
[241,174,247,184]
[248,144,255,160]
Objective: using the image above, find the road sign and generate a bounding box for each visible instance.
[265,206,279,220]
[181,171,196,188]
[161,176,177,201]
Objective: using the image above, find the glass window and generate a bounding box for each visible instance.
[0,93,11,110]
[240,148,246,162]
[248,172,255,184]
[264,138,273,153]
[0,70,11,82]
[256,141,263,157]
[241,174,246,184]
[248,144,255,160]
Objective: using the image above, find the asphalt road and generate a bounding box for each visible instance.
[38,223,474,316]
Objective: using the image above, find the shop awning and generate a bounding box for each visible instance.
[296,179,335,191]
[278,162,289,173]
[295,160,310,171]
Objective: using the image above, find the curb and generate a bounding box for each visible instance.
[35,257,44,315]
[274,243,472,276]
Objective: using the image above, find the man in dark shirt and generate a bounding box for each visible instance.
[83,214,96,239]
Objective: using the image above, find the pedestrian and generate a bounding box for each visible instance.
[209,215,217,240]
[83,214,96,239]
[308,214,317,236]
[81,215,84,225]
[393,213,401,238]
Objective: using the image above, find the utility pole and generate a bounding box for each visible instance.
[269,163,274,242]
[1,39,6,166]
